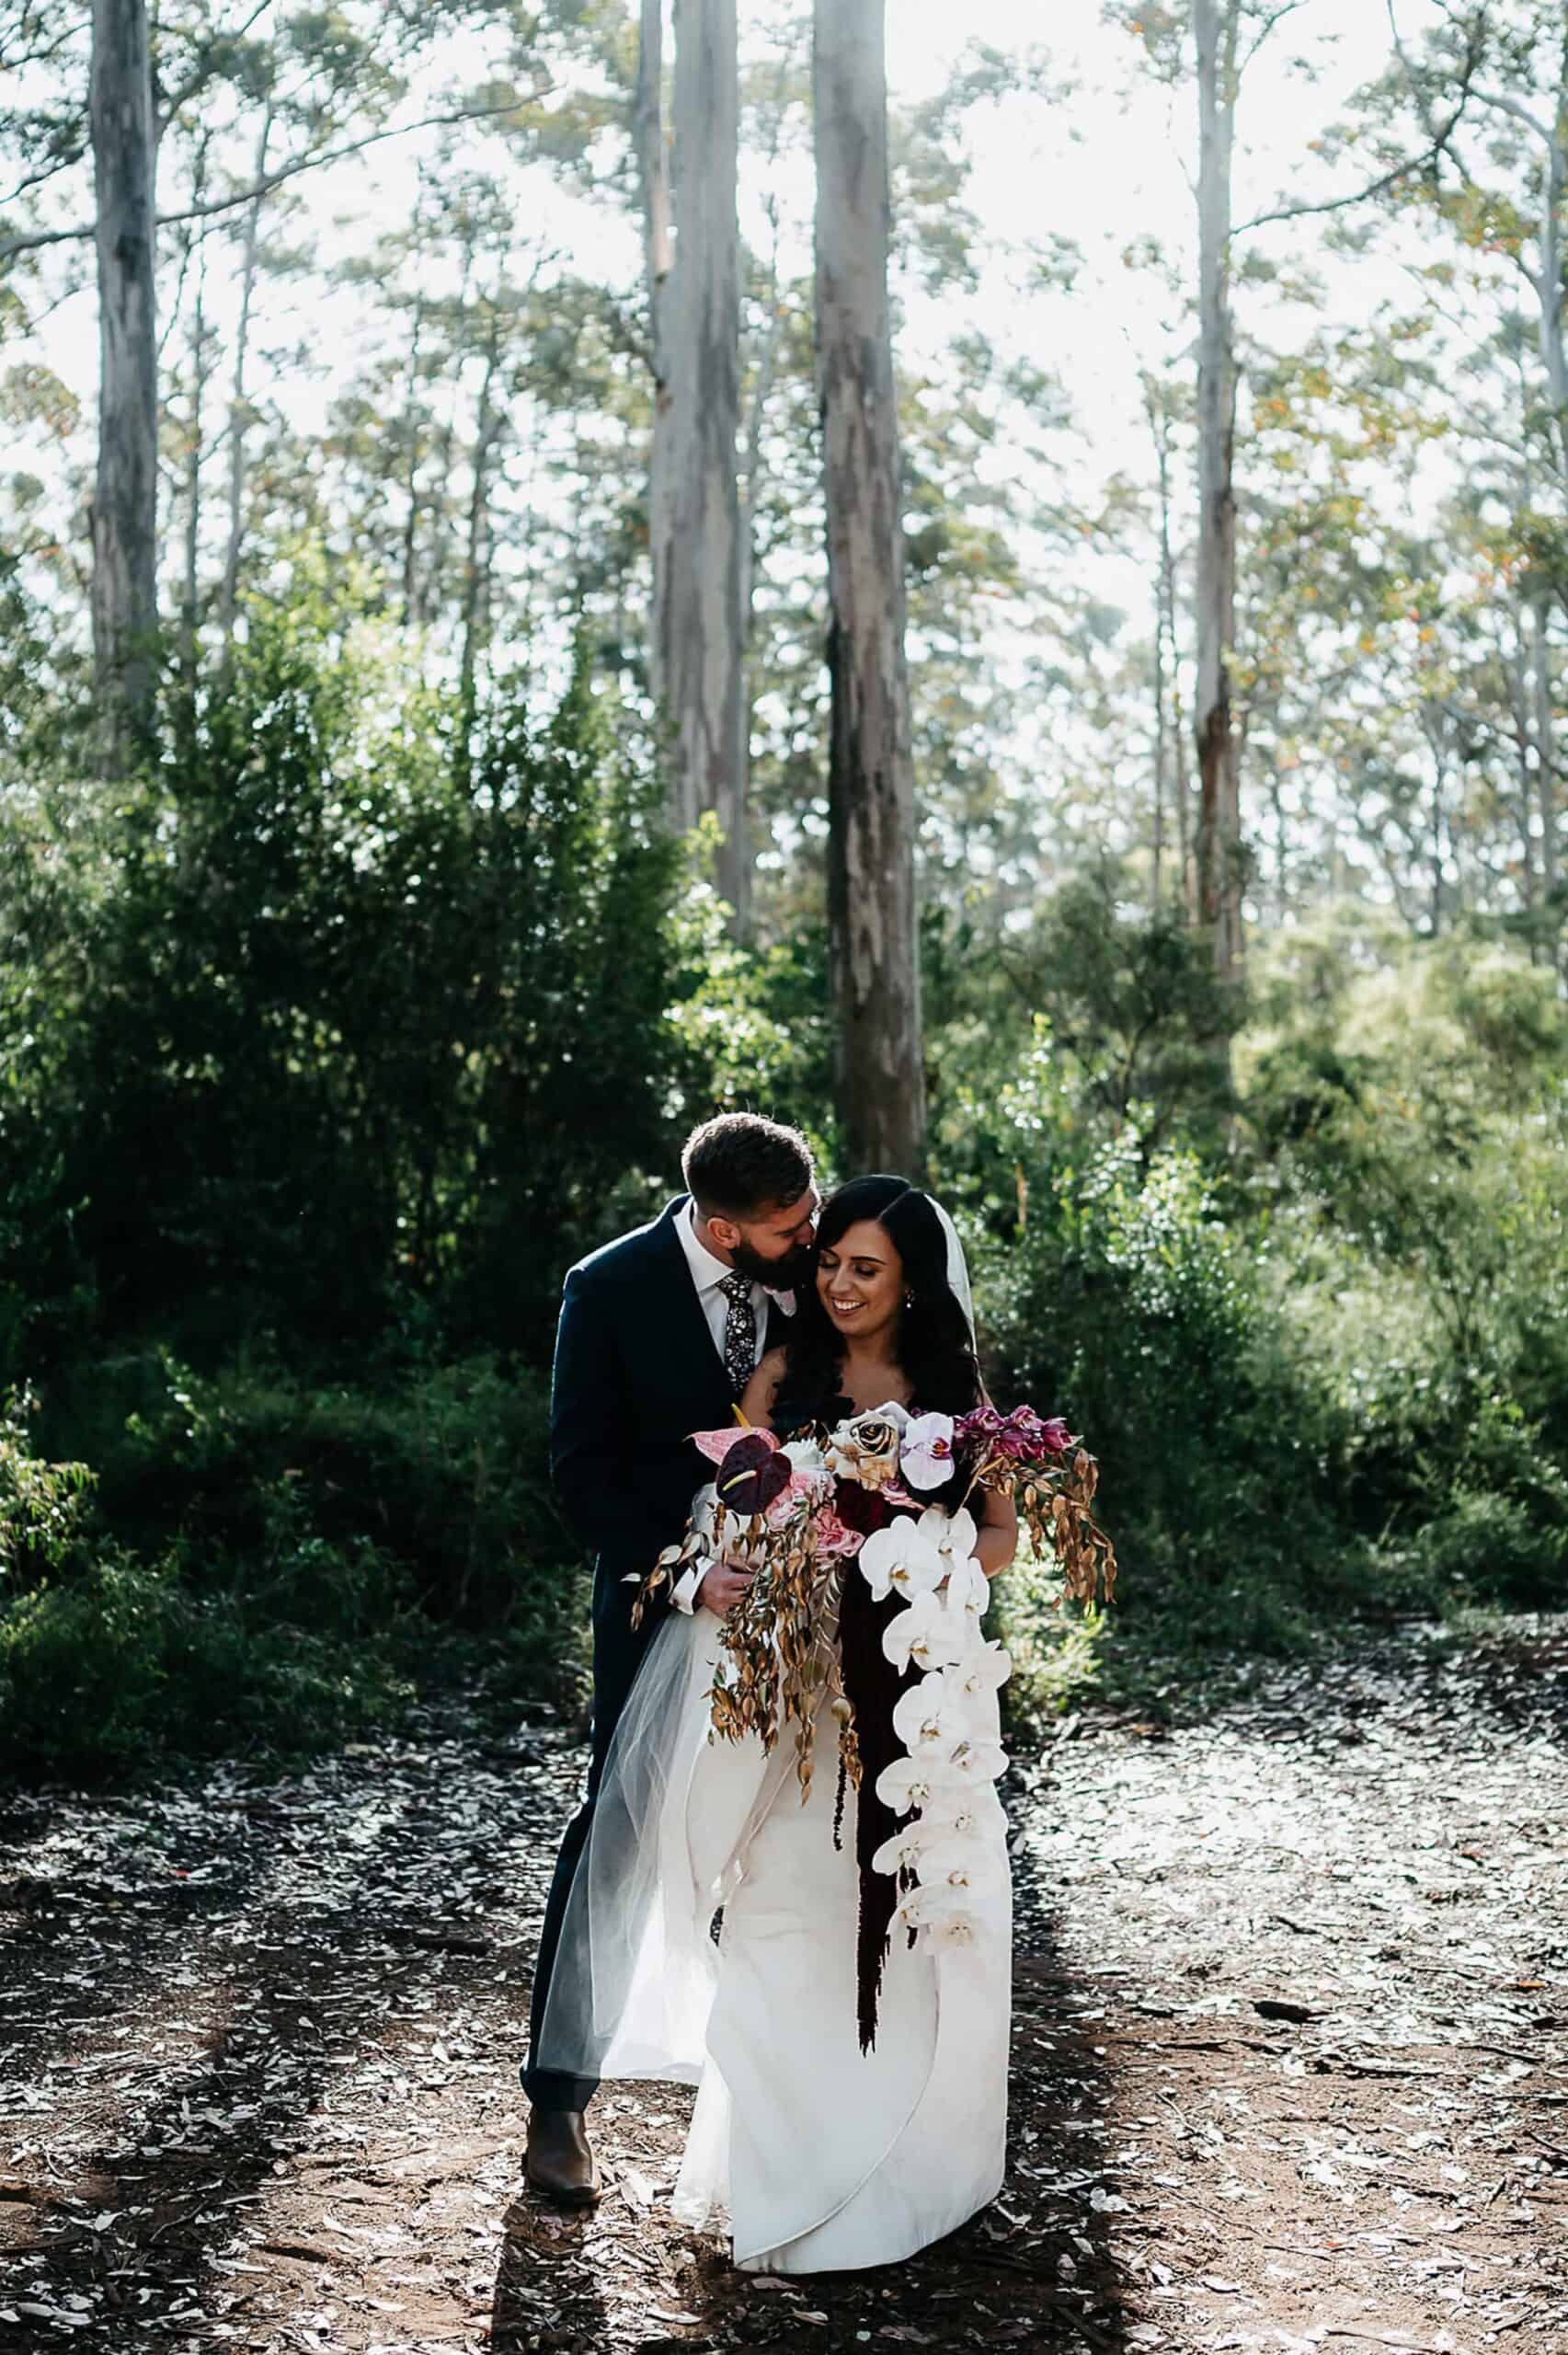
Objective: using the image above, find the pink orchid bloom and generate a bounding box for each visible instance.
[899,1411,956,1491]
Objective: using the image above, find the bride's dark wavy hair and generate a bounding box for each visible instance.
[780,1174,982,1423]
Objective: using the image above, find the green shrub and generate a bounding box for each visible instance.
[0,603,704,1379]
[0,1355,590,1783]
[1240,920,1568,1603]
[0,1383,96,1581]
[978,1122,1365,1649]
[991,1534,1107,1731]
[0,1545,415,1782]
[1411,1483,1568,1606]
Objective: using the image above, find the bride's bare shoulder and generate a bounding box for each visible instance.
[739,1346,789,1430]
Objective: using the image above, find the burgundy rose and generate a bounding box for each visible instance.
[832,1479,898,1539]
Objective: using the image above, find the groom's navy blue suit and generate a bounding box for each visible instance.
[522,1195,789,2113]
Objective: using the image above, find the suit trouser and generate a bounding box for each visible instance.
[521,1581,664,2113]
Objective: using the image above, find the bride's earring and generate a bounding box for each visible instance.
[903,1289,915,1307]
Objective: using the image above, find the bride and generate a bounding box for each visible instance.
[533,1175,1018,2273]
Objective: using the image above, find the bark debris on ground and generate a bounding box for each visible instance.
[1,1615,1565,2354]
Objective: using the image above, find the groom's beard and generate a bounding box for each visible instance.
[728,1235,816,1295]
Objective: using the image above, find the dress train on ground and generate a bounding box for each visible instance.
[535,1603,1011,2272]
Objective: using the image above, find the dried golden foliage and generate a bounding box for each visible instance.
[703,1497,854,1801]
[630,1424,1117,1798]
[970,1442,1116,1610]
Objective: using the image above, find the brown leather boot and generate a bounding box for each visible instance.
[524,2107,601,2206]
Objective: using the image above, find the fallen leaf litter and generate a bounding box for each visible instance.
[0,1615,1563,2350]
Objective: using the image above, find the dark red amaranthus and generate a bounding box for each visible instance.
[832,1477,921,2053]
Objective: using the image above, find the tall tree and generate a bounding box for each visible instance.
[89,0,158,773]
[635,0,748,927]
[1376,0,1561,939]
[813,0,926,1173]
[667,0,747,925]
[634,0,677,707]
[1193,0,1242,981]
[217,100,275,661]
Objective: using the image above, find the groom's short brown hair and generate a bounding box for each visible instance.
[682,1113,814,1220]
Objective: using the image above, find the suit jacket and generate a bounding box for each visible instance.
[549,1196,791,1623]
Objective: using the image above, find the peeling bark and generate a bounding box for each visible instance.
[665,0,748,929]
[219,104,272,664]
[635,0,677,717]
[1193,0,1243,981]
[89,0,158,775]
[1530,589,1558,912]
[179,203,212,688]
[459,304,506,767]
[814,0,926,1175]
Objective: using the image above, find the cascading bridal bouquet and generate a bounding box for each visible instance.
[628,1398,1116,2043]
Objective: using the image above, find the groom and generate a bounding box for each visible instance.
[522,1111,819,2202]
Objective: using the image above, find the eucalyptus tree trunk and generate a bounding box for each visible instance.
[219,104,272,662]
[90,0,158,775]
[1146,373,1181,911]
[1482,40,1568,930]
[458,306,505,766]
[814,0,926,1175]
[1502,607,1539,943]
[665,0,748,928]
[1193,0,1243,979]
[1530,72,1565,922]
[1531,591,1559,913]
[635,0,677,710]
[1423,706,1449,936]
[180,230,212,687]
[1530,50,1568,484]
[398,293,429,626]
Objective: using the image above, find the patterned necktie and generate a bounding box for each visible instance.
[719,1271,757,1397]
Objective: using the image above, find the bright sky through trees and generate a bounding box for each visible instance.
[22,0,1414,610]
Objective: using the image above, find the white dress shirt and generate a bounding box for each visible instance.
[670,1200,794,1613]
[675,1200,773,1372]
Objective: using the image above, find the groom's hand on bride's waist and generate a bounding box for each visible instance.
[696,1562,753,1617]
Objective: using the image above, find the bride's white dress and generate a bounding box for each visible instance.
[535,1592,1013,2273]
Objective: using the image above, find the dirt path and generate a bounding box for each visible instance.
[1,1617,1565,2355]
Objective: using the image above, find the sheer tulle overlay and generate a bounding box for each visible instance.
[535,1601,1012,2273]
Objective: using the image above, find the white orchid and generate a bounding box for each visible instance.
[881,1590,967,1676]
[875,1750,960,1817]
[891,1672,967,1757]
[944,1730,1009,1783]
[860,1503,980,1604]
[894,1882,981,1947]
[870,1821,930,1877]
[858,1515,945,1603]
[916,1782,1005,1841]
[898,1410,956,1491]
[870,1813,1008,1888]
[941,1641,1013,1702]
[924,1503,977,1573]
[916,1835,1010,1901]
[942,1552,991,1624]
